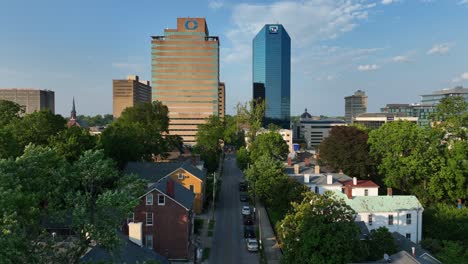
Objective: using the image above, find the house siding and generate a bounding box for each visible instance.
[168,168,204,214]
[133,190,192,259]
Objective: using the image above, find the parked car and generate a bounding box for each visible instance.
[246,238,259,252]
[243,215,254,225]
[242,206,251,216]
[244,226,255,238]
[240,194,249,202]
[239,181,248,191]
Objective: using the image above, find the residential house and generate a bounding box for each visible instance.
[341,178,379,196]
[128,177,195,260]
[338,187,424,244]
[125,159,206,214]
[286,165,352,194]
[80,232,169,263]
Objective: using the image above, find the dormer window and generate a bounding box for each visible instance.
[146,193,153,205]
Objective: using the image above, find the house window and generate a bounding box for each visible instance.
[368,214,373,226]
[406,213,412,225]
[388,214,394,225]
[314,186,319,194]
[146,193,153,205]
[178,172,183,179]
[127,213,134,223]
[146,234,153,249]
[406,233,411,240]
[146,212,153,226]
[158,194,165,205]
[364,189,368,196]
[190,185,194,192]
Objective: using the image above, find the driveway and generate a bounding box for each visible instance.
[209,154,259,264]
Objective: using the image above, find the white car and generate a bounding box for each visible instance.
[242,206,251,215]
[246,238,258,252]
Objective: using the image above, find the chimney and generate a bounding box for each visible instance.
[387,187,393,197]
[345,185,352,199]
[304,174,310,183]
[339,169,344,174]
[314,165,320,174]
[167,180,175,198]
[287,157,292,166]
[353,177,357,186]
[326,174,333,185]
[294,164,300,174]
[304,158,310,167]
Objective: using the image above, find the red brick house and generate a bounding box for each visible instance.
[127,177,195,260]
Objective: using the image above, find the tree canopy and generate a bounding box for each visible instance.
[0,99,24,128]
[249,132,289,161]
[318,126,375,178]
[278,191,360,264]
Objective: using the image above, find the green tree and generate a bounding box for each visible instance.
[100,122,146,169]
[236,99,265,141]
[77,114,114,127]
[0,128,21,159]
[224,115,245,148]
[245,155,286,203]
[236,146,250,171]
[366,227,397,260]
[433,96,468,140]
[436,240,468,263]
[249,132,289,161]
[368,121,443,200]
[0,99,24,127]
[8,110,66,148]
[48,126,97,162]
[278,191,360,264]
[318,126,375,178]
[195,115,225,173]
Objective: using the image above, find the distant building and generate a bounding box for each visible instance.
[253,24,291,129]
[0,88,54,114]
[353,112,418,129]
[66,97,80,128]
[380,103,436,127]
[151,18,224,145]
[294,109,345,149]
[345,90,367,123]
[420,86,468,105]
[113,75,151,119]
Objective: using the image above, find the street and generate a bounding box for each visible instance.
[209,154,260,264]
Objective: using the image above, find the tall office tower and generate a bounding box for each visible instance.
[345,90,367,123]
[0,88,54,114]
[253,24,291,129]
[113,75,151,118]
[152,18,221,145]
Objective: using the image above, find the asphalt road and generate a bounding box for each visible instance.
[209,154,259,264]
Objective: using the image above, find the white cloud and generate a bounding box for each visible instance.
[382,0,396,5]
[452,72,468,83]
[427,42,455,55]
[391,55,411,63]
[459,0,468,5]
[357,64,380,71]
[209,0,225,9]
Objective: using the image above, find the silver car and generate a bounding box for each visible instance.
[246,238,258,252]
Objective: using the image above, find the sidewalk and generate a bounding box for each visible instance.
[256,201,282,264]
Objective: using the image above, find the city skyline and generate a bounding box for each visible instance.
[0,0,467,117]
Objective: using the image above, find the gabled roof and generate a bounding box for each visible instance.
[391,232,441,264]
[148,177,195,210]
[289,173,352,186]
[80,232,169,263]
[333,192,423,213]
[180,159,206,181]
[125,162,183,183]
[341,180,379,188]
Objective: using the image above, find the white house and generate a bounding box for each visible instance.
[335,187,424,244]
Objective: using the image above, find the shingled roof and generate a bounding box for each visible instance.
[125,160,206,184]
[148,177,195,210]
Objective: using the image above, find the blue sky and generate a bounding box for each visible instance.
[0,0,467,117]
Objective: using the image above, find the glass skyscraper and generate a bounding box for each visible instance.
[253,24,291,128]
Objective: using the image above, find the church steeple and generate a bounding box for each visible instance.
[71,97,76,120]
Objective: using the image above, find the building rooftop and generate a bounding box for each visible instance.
[421,86,467,96]
[149,177,194,210]
[357,112,409,118]
[333,192,423,213]
[341,180,379,188]
[125,160,206,183]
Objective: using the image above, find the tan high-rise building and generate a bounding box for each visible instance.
[113,75,151,118]
[345,90,367,123]
[151,18,224,145]
[0,88,54,114]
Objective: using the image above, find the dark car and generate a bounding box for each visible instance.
[243,215,254,225]
[240,194,249,202]
[239,181,248,192]
[244,226,255,238]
